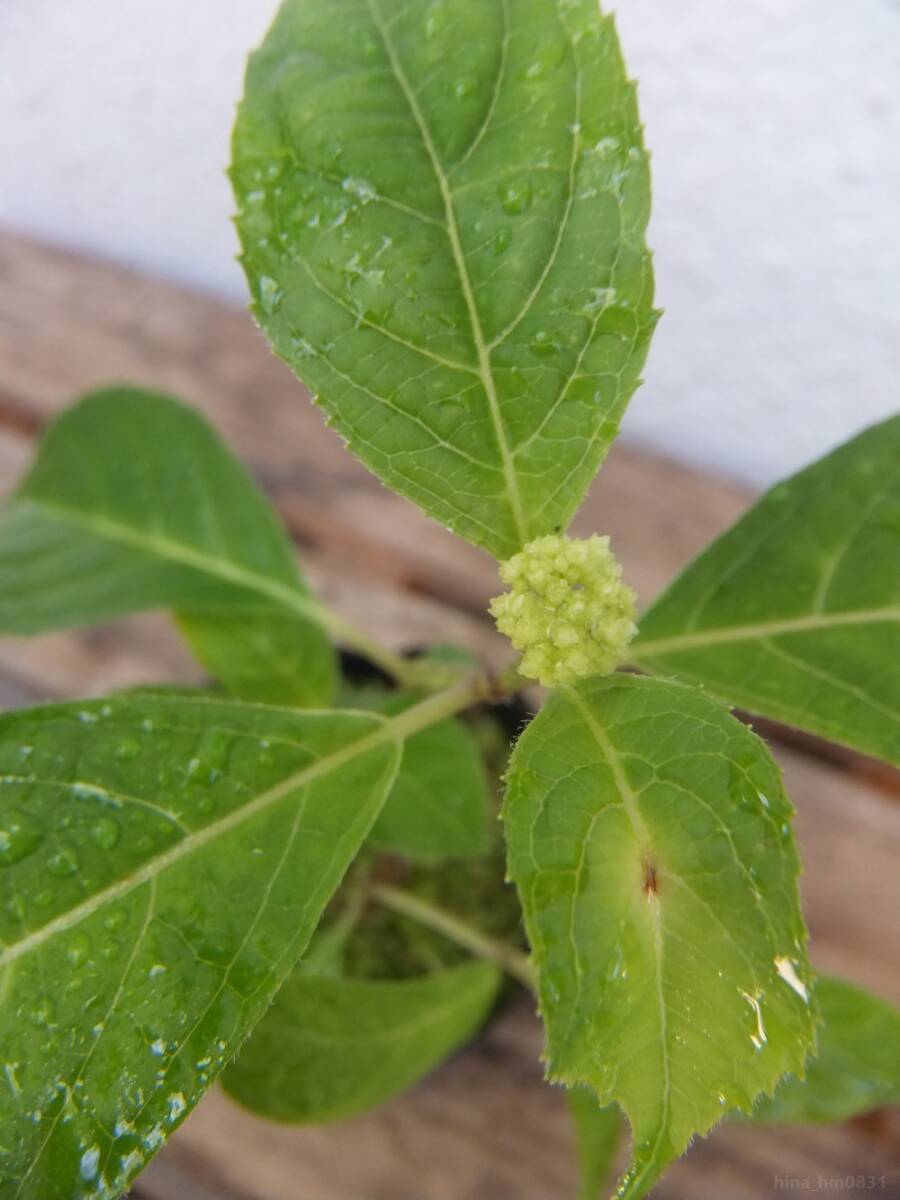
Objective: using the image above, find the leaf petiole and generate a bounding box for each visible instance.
[320,606,471,692]
[370,882,534,991]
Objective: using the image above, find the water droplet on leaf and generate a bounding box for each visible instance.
[258,276,282,314]
[493,227,511,256]
[47,843,81,877]
[0,809,43,865]
[530,330,560,357]
[114,737,141,762]
[91,817,120,850]
[66,934,91,967]
[80,1146,100,1182]
[498,180,533,215]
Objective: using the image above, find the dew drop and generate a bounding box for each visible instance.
[432,398,466,436]
[257,276,282,314]
[493,227,511,256]
[143,1124,165,1151]
[91,817,121,851]
[188,727,231,786]
[66,934,92,968]
[424,1,448,39]
[607,945,625,981]
[498,180,533,216]
[530,330,560,357]
[289,334,316,360]
[31,997,56,1028]
[583,286,617,314]
[591,135,620,157]
[774,955,809,1001]
[47,843,81,877]
[114,738,141,762]
[453,75,476,100]
[740,989,767,1050]
[342,175,377,205]
[104,909,126,932]
[80,1145,101,1181]
[0,809,44,866]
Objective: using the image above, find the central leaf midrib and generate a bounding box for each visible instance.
[24,495,326,627]
[366,0,528,547]
[633,606,900,659]
[564,686,672,1186]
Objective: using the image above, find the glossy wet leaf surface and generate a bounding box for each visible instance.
[504,675,816,1198]
[224,959,499,1122]
[0,693,400,1196]
[0,387,336,706]
[634,415,900,767]
[233,0,655,559]
[748,976,900,1124]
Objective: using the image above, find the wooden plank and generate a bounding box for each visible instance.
[1,232,897,1198]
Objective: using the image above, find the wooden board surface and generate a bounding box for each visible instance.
[0,231,897,1200]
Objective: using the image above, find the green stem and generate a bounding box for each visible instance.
[319,607,484,693]
[317,607,435,689]
[370,882,535,992]
[377,658,523,742]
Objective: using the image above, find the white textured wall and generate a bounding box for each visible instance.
[1,0,898,487]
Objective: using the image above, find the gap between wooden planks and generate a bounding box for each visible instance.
[0,232,897,1200]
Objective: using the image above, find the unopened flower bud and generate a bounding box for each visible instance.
[489,534,636,686]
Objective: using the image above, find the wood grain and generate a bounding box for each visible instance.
[1,232,897,1200]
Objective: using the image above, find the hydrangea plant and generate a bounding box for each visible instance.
[0,1,898,1197]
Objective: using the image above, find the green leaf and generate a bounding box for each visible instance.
[347,690,490,861]
[633,416,900,766]
[503,675,816,1199]
[0,692,401,1196]
[0,387,337,706]
[223,959,499,1122]
[748,976,900,1124]
[567,1090,622,1200]
[177,611,335,706]
[232,0,655,560]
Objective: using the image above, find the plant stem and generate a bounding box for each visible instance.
[377,658,523,742]
[318,607,448,690]
[370,882,535,992]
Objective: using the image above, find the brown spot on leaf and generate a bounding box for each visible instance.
[643,860,659,897]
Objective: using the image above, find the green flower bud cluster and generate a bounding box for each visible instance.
[489,534,637,686]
